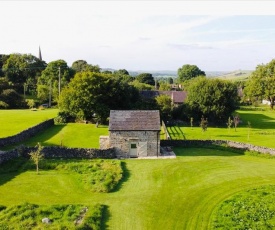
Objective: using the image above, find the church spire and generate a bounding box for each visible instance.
[38,46,42,60]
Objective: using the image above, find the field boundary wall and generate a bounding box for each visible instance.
[0,146,116,165]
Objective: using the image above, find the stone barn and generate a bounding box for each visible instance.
[100,110,161,158]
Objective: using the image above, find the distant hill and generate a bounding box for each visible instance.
[208,70,252,81]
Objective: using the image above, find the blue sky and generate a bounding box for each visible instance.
[1,1,275,71]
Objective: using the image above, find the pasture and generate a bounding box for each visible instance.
[0,109,58,138]
[1,148,275,229]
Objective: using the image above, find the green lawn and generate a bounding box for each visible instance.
[1,148,275,229]
[21,123,109,148]
[0,109,58,138]
[167,108,275,148]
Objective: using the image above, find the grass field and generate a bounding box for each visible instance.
[167,107,275,148]
[1,148,275,229]
[0,109,58,138]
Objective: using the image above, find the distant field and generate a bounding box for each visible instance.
[211,70,252,81]
[167,107,275,148]
[0,109,58,138]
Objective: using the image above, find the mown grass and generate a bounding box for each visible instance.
[0,109,58,138]
[1,148,275,229]
[167,107,275,148]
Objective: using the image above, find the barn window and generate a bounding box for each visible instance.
[131,143,137,149]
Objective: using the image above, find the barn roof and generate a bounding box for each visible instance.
[109,110,161,131]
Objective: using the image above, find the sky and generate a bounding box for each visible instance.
[1,1,275,72]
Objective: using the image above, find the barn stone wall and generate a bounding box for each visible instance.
[109,130,160,157]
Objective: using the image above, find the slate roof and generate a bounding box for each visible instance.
[109,110,161,131]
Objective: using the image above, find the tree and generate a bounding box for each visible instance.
[177,64,205,82]
[29,142,44,174]
[129,80,154,91]
[37,60,73,103]
[244,59,275,109]
[136,73,155,86]
[155,94,172,120]
[71,60,100,73]
[2,53,46,93]
[159,82,171,91]
[0,89,24,109]
[185,77,238,123]
[114,69,129,75]
[58,72,139,123]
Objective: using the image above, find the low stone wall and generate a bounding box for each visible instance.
[0,146,116,165]
[0,150,19,165]
[160,140,275,155]
[0,119,54,147]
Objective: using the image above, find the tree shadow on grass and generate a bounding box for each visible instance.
[22,124,66,147]
[0,157,29,187]
[240,113,275,129]
[111,161,130,193]
[101,205,111,230]
[174,146,246,157]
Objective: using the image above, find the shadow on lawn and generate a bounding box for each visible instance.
[23,124,66,146]
[101,205,111,230]
[112,162,130,193]
[174,146,246,157]
[240,113,275,129]
[0,157,29,187]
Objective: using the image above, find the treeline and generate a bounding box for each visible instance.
[1,53,257,125]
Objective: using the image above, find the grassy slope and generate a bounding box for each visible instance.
[1,148,275,229]
[168,108,275,148]
[0,109,58,138]
[22,123,109,148]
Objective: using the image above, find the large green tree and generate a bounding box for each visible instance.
[245,59,275,109]
[185,77,238,122]
[71,60,100,73]
[177,64,205,82]
[2,53,46,93]
[37,60,73,103]
[136,73,155,86]
[58,72,139,123]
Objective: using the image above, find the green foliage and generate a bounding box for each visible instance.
[185,77,239,122]
[113,69,129,76]
[211,185,275,229]
[0,203,104,229]
[129,80,154,90]
[0,89,25,109]
[71,60,100,73]
[37,59,73,103]
[59,72,139,123]
[158,82,171,91]
[136,73,155,86]
[29,143,44,174]
[25,99,35,109]
[245,59,275,109]
[2,53,46,87]
[155,94,172,120]
[177,64,205,82]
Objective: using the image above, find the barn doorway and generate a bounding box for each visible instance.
[129,143,138,157]
[138,142,147,157]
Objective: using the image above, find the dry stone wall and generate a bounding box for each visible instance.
[0,146,116,165]
[0,119,54,147]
